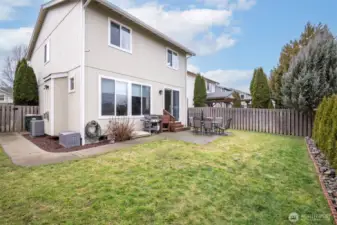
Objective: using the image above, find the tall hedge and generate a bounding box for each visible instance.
[251,67,271,108]
[13,59,39,105]
[313,95,337,168]
[193,74,207,107]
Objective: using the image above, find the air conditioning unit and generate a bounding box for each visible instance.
[59,131,81,148]
[30,120,45,137]
[25,114,43,132]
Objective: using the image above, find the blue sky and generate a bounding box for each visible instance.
[0,0,336,92]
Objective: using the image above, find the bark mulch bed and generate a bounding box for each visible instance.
[23,134,110,153]
[306,137,337,224]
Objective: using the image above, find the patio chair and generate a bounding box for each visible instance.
[193,117,202,134]
[189,116,194,127]
[214,117,223,134]
[218,118,232,135]
[203,118,213,135]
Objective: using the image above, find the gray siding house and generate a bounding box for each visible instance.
[27,0,195,144]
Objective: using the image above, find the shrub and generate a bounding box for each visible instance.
[313,97,326,143]
[313,95,337,168]
[105,117,135,142]
[193,74,207,107]
[326,96,337,165]
[251,67,271,108]
[318,96,334,153]
[13,59,39,105]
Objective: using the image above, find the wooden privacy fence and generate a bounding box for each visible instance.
[0,104,39,132]
[188,107,314,137]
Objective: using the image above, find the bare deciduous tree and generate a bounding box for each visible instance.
[0,45,27,95]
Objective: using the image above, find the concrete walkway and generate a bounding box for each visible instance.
[0,133,164,167]
[0,131,220,167]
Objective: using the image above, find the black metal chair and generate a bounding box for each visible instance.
[193,117,202,134]
[218,118,232,135]
[214,117,223,135]
[203,118,213,135]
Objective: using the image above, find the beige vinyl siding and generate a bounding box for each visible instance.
[85,3,187,88]
[85,67,187,132]
[67,67,81,132]
[84,3,188,130]
[53,77,68,135]
[30,0,82,135]
[40,79,51,135]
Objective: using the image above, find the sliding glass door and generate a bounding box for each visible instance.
[164,88,179,121]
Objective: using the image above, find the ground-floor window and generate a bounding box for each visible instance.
[100,76,151,117]
[132,84,151,116]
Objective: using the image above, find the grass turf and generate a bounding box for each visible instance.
[0,131,334,224]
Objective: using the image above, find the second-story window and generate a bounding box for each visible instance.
[109,18,132,53]
[167,48,179,70]
[241,94,244,99]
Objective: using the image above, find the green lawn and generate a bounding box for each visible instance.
[0,131,333,224]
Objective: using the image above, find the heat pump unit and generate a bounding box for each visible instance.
[59,131,81,148]
[30,120,45,137]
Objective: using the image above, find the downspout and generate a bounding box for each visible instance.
[186,54,192,126]
[80,0,91,145]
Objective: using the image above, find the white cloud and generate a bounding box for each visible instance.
[187,64,200,74]
[232,0,256,11]
[203,69,253,92]
[202,0,256,10]
[0,0,34,20]
[0,27,33,73]
[202,0,230,9]
[0,27,33,53]
[108,0,243,56]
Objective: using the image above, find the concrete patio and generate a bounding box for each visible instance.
[0,131,221,166]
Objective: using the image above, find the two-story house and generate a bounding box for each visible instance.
[27,0,195,144]
[186,71,219,107]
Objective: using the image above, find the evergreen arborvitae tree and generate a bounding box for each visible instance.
[200,77,207,106]
[326,95,337,165]
[232,91,241,108]
[281,26,337,112]
[251,67,271,108]
[250,69,257,95]
[13,58,39,105]
[313,96,327,143]
[269,22,321,108]
[318,96,334,153]
[193,74,207,107]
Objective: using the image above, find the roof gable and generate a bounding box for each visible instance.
[27,0,195,60]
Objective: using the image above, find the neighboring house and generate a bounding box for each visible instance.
[207,86,234,108]
[207,86,252,108]
[27,0,195,143]
[186,71,219,108]
[230,88,252,108]
[0,90,13,104]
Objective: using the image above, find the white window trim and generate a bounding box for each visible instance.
[44,39,50,65]
[166,47,179,70]
[98,75,152,119]
[108,18,133,54]
[0,94,5,101]
[68,74,75,93]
